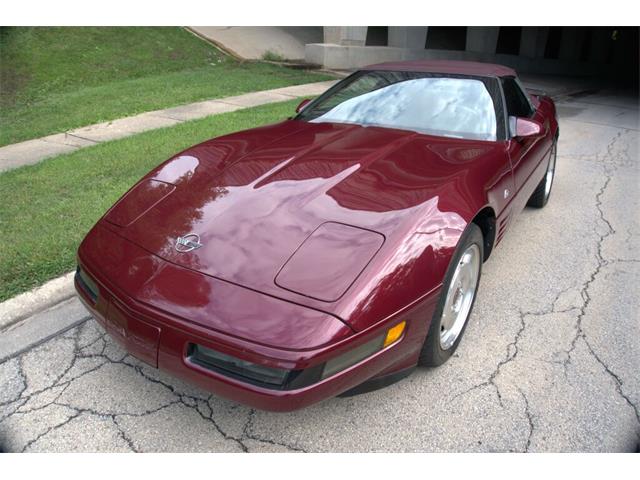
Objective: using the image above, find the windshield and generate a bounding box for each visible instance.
[297,71,500,141]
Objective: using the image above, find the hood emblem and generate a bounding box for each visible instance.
[175,233,203,253]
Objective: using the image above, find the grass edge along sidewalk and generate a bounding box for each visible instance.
[0,81,335,173]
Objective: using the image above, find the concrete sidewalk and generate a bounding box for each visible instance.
[0,81,336,173]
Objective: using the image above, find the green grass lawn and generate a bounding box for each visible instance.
[0,98,302,302]
[0,27,331,146]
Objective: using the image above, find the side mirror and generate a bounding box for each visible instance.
[295,98,312,114]
[510,116,544,139]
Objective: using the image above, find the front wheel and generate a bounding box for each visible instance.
[419,223,483,367]
[527,139,557,208]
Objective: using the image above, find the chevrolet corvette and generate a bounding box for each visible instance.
[76,60,559,411]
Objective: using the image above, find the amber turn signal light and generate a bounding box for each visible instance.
[383,321,406,347]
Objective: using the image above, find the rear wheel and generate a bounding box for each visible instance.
[419,223,483,366]
[527,140,557,208]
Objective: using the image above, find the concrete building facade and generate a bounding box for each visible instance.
[305,26,639,83]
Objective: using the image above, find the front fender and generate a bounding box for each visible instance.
[336,215,466,332]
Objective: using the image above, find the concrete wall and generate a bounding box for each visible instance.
[306,42,605,76]
[323,26,368,46]
[306,26,624,78]
[388,27,428,49]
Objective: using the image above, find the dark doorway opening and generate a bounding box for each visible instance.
[610,27,639,87]
[496,27,522,55]
[366,27,388,46]
[425,27,467,51]
[544,26,562,59]
[580,28,593,62]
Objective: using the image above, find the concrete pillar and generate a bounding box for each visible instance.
[466,27,500,54]
[323,27,342,44]
[519,27,549,58]
[341,26,368,46]
[558,27,587,61]
[323,26,368,47]
[388,27,428,49]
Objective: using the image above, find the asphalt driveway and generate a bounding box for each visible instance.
[0,89,638,452]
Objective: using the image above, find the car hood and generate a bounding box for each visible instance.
[102,120,499,322]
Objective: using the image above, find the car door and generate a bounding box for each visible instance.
[502,76,549,209]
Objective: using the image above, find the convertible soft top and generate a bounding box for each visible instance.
[361,59,517,78]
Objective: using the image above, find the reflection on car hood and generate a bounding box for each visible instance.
[103,120,500,317]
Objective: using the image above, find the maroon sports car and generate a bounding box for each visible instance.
[76,60,558,411]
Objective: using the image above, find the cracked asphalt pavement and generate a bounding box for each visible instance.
[0,90,638,452]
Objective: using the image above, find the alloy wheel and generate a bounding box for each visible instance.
[439,244,481,350]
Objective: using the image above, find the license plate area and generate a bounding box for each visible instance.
[106,300,161,367]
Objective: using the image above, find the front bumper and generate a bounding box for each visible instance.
[76,224,437,411]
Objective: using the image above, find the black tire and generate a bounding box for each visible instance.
[527,139,557,208]
[418,223,484,367]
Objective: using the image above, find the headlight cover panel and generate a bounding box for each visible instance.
[104,179,175,227]
[275,222,385,303]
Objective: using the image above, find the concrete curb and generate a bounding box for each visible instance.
[0,297,91,364]
[0,271,75,332]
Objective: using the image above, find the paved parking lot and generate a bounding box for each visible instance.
[0,89,638,452]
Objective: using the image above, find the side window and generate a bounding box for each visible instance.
[501,77,533,118]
